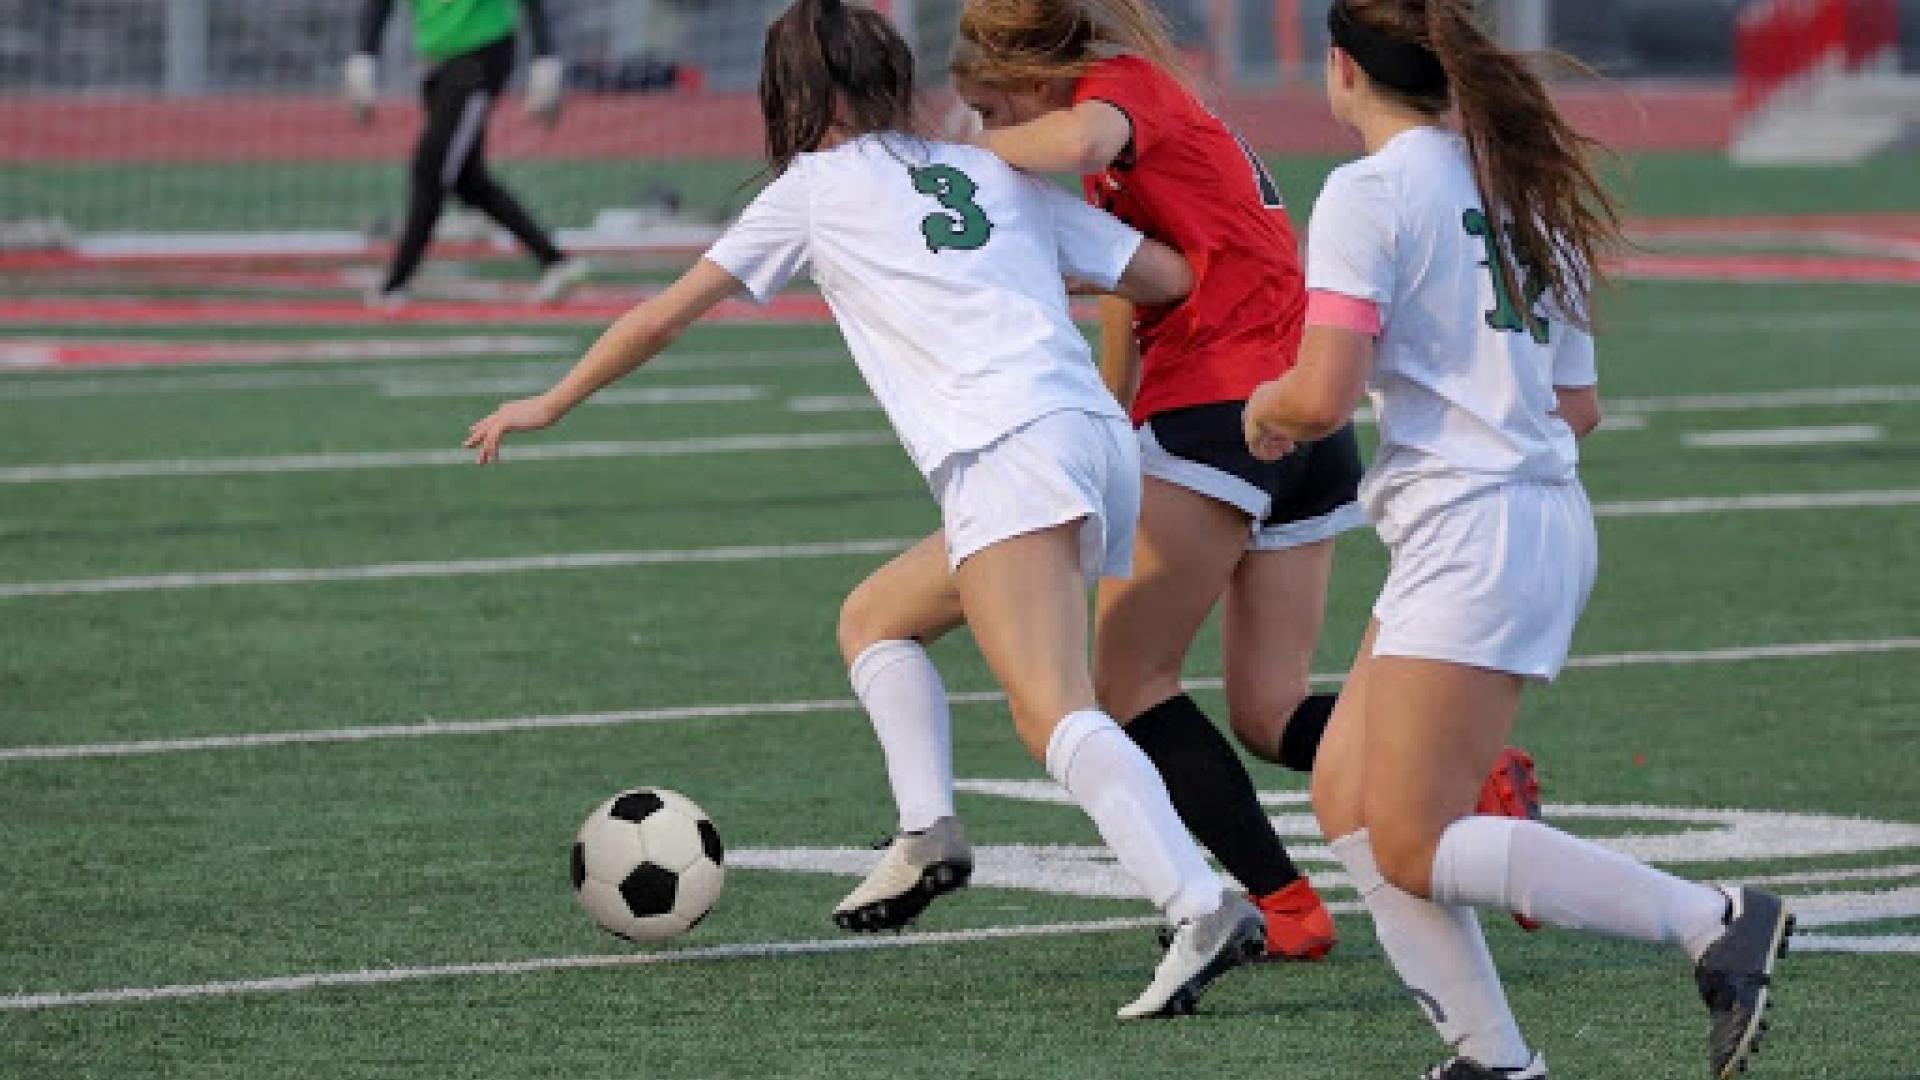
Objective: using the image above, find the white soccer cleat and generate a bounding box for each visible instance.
[1117,893,1265,1020]
[530,258,590,305]
[363,285,409,311]
[1421,1052,1549,1079]
[832,817,973,932]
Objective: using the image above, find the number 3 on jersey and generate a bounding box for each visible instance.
[1463,209,1551,345]
[910,165,993,253]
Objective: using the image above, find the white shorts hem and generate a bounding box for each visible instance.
[1137,422,1269,519]
[1250,501,1370,552]
[1369,630,1566,683]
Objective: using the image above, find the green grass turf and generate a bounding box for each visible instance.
[9,152,1919,232]
[2,170,1919,1077]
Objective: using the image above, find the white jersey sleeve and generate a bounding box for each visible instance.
[1039,182,1144,292]
[1543,260,1599,388]
[703,164,812,303]
[1551,323,1598,388]
[1305,166,1399,315]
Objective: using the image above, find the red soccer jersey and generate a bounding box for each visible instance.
[1073,54,1307,425]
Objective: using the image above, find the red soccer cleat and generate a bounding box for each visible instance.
[1254,876,1338,961]
[1477,746,1545,932]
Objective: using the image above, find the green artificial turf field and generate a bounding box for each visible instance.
[2,155,1918,1079]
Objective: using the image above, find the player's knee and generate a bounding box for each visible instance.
[1368,824,1440,899]
[1092,653,1178,725]
[1227,682,1308,761]
[836,585,888,666]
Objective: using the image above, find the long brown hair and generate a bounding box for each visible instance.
[1341,0,1620,328]
[759,0,919,173]
[950,0,1187,89]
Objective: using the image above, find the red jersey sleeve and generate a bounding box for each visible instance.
[1071,55,1167,164]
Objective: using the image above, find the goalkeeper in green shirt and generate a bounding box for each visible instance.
[348,0,587,307]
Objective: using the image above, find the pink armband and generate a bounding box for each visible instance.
[1305,290,1382,336]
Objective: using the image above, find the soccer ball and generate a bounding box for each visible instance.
[570,788,725,943]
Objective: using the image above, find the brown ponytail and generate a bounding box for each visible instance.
[1340,0,1620,329]
[759,0,919,173]
[951,0,1187,90]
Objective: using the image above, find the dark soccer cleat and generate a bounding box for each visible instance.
[1118,894,1265,1019]
[1695,886,1794,1079]
[1475,746,1545,931]
[1420,1052,1548,1079]
[831,817,973,932]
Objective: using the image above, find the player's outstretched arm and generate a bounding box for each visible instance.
[1243,325,1375,460]
[465,260,742,464]
[977,101,1133,176]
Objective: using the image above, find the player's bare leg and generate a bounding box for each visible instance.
[1098,479,1335,960]
[833,532,972,932]
[959,521,1261,1018]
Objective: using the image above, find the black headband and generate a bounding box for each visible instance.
[1328,0,1450,98]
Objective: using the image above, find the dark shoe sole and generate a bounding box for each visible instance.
[1715,910,1795,1079]
[831,860,972,933]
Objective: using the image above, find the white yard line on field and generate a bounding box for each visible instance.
[379,382,770,406]
[0,916,1163,1011]
[1684,425,1885,449]
[787,395,883,414]
[2,884,1899,1010]
[0,430,893,484]
[1590,488,1920,516]
[0,538,917,600]
[1610,385,1920,414]
[4,637,1916,764]
[0,348,849,399]
[8,485,1920,601]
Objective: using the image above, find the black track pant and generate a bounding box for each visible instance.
[382,35,563,293]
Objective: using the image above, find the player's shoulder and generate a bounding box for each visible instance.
[921,141,1054,203]
[1317,154,1398,213]
[1074,52,1179,104]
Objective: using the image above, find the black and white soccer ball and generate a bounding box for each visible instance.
[571,788,725,943]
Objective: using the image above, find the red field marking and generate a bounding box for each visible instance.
[0,84,1734,163]
[1617,251,1920,284]
[0,337,569,370]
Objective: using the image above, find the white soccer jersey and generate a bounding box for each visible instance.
[1306,126,1596,520]
[704,135,1140,475]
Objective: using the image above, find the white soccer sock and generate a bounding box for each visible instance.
[1331,830,1532,1071]
[1045,709,1223,924]
[1429,816,1729,962]
[850,640,955,834]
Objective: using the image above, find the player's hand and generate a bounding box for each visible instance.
[465,393,565,465]
[345,53,378,124]
[1243,382,1297,462]
[526,57,565,127]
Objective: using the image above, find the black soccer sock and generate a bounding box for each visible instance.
[1125,693,1300,896]
[1276,693,1337,774]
